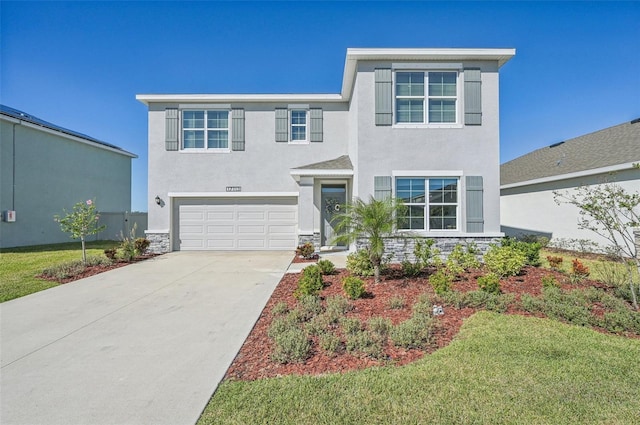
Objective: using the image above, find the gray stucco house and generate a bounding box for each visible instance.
[501,118,640,251]
[0,105,137,248]
[137,48,515,255]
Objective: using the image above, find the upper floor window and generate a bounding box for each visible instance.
[290,110,308,142]
[182,110,229,150]
[396,177,459,230]
[395,71,458,124]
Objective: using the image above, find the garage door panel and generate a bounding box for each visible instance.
[178,198,297,251]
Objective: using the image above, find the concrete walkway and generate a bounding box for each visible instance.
[1,251,292,425]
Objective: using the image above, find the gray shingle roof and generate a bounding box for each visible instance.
[293,155,353,170]
[501,119,640,186]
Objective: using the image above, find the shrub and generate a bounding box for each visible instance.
[296,242,315,259]
[104,248,117,260]
[317,259,336,275]
[477,273,501,294]
[501,237,542,266]
[483,245,526,277]
[429,269,452,295]
[600,310,640,334]
[570,259,590,283]
[305,313,333,336]
[271,302,290,316]
[41,256,112,280]
[339,317,363,335]
[342,276,366,300]
[541,275,560,288]
[546,256,564,271]
[436,290,514,313]
[368,317,392,339]
[412,293,435,318]
[401,260,423,277]
[346,249,375,277]
[448,243,481,270]
[294,265,323,298]
[390,315,436,349]
[297,294,322,320]
[118,239,137,262]
[389,295,405,310]
[414,238,440,267]
[270,328,311,364]
[594,259,632,287]
[325,295,352,319]
[267,314,301,340]
[318,332,342,355]
[346,330,384,359]
[134,237,150,255]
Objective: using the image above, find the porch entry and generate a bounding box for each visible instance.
[321,184,346,247]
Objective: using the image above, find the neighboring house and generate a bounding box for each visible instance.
[0,105,139,248]
[137,48,515,256]
[501,118,640,251]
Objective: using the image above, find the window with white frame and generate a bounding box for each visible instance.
[182,110,229,150]
[396,177,459,230]
[395,71,457,124]
[290,109,308,142]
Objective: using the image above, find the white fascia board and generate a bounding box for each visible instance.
[392,170,463,177]
[167,192,299,198]
[290,169,354,177]
[1,115,137,158]
[500,162,639,190]
[136,94,344,105]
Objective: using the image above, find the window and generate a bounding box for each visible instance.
[396,177,458,230]
[182,110,229,150]
[290,110,308,142]
[395,72,457,124]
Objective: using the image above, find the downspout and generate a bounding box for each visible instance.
[12,122,17,210]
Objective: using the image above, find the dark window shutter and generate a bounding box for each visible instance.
[231,108,245,151]
[309,108,323,142]
[374,176,392,200]
[165,108,179,151]
[275,108,288,142]
[464,68,482,125]
[375,68,392,126]
[466,176,484,232]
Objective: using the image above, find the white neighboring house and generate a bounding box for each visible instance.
[501,118,640,251]
[137,47,516,256]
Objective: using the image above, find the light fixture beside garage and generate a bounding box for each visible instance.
[155,195,162,205]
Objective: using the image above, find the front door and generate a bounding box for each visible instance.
[321,184,346,247]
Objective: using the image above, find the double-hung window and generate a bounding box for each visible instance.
[396,177,459,230]
[290,109,308,142]
[395,71,458,124]
[182,110,229,150]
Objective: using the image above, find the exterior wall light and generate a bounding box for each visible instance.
[155,195,161,205]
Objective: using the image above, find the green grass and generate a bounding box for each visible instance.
[0,240,118,303]
[199,312,640,425]
[540,248,639,284]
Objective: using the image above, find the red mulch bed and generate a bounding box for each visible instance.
[37,254,159,284]
[226,264,637,382]
[291,254,319,263]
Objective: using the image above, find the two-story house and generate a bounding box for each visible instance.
[137,48,515,255]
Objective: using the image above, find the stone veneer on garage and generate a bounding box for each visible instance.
[146,232,170,254]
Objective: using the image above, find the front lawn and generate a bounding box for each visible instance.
[0,240,118,302]
[200,312,640,424]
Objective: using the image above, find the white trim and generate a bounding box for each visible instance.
[392,62,463,70]
[500,162,639,189]
[136,94,343,105]
[288,104,309,109]
[167,192,299,198]
[392,170,463,177]
[290,169,354,177]
[179,103,231,109]
[0,115,137,158]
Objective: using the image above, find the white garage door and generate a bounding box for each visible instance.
[176,198,298,250]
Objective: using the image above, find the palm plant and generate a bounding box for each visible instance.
[332,196,406,283]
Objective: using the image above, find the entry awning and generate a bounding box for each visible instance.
[290,155,354,180]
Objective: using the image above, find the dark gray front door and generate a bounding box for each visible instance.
[321,184,346,246]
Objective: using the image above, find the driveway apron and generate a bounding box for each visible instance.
[1,251,292,425]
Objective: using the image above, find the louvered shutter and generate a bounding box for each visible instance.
[466,176,484,232]
[275,108,288,142]
[374,176,392,200]
[375,68,392,126]
[464,69,482,125]
[231,108,245,151]
[165,108,179,151]
[309,108,323,142]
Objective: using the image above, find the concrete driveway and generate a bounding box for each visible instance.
[1,251,292,425]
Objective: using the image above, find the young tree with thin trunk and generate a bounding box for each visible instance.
[55,199,106,265]
[332,196,405,284]
[554,179,640,310]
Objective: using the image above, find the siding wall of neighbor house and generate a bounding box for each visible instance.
[353,60,503,235]
[146,102,350,233]
[0,119,132,248]
[500,168,640,250]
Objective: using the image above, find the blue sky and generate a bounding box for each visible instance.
[2,1,639,212]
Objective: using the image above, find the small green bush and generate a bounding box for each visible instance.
[103,248,117,260]
[346,249,375,277]
[501,237,542,266]
[271,302,290,316]
[401,260,423,277]
[317,259,336,275]
[368,317,392,339]
[318,332,342,355]
[41,256,112,280]
[270,328,311,364]
[325,294,352,319]
[339,317,363,335]
[600,310,640,334]
[297,294,322,320]
[295,265,324,298]
[483,245,527,277]
[436,290,514,313]
[541,275,560,288]
[477,273,501,294]
[429,269,452,295]
[448,243,481,270]
[342,276,366,300]
[296,242,315,259]
[345,330,384,359]
[305,313,333,336]
[412,293,435,318]
[414,238,440,268]
[390,316,436,349]
[389,295,405,310]
[267,314,301,340]
[134,237,150,254]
